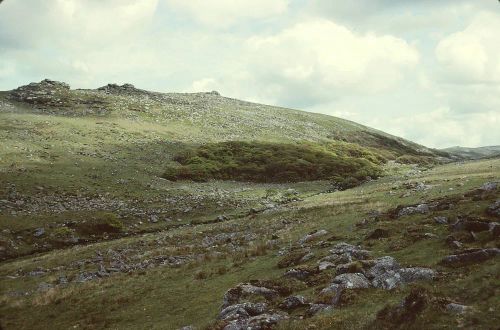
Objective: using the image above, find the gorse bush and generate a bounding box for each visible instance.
[163,141,384,185]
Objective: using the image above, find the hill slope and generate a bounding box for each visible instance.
[442,146,500,160]
[3,80,498,330]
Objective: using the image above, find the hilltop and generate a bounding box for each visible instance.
[0,80,498,330]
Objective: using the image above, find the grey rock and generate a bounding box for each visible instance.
[446,303,470,314]
[33,228,45,237]
[219,302,268,321]
[398,204,429,217]
[366,256,400,279]
[398,267,435,282]
[434,216,448,224]
[319,283,344,305]
[479,182,497,192]
[371,270,402,290]
[224,313,288,330]
[318,261,336,271]
[332,273,371,289]
[279,295,308,310]
[222,284,278,308]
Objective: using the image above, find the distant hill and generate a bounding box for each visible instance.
[442,145,500,160]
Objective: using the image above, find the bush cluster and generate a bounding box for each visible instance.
[163,141,383,185]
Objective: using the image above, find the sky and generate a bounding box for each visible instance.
[0,0,499,148]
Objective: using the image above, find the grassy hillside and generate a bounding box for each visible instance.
[1,80,498,330]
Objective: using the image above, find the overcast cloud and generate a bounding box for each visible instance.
[0,0,499,148]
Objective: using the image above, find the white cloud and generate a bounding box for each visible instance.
[375,107,500,148]
[242,19,419,105]
[165,0,289,28]
[436,12,500,83]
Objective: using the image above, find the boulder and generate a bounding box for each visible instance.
[319,283,344,305]
[222,284,278,308]
[398,267,435,282]
[366,256,400,279]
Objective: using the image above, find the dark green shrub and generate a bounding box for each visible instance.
[163,141,383,184]
[77,212,123,235]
